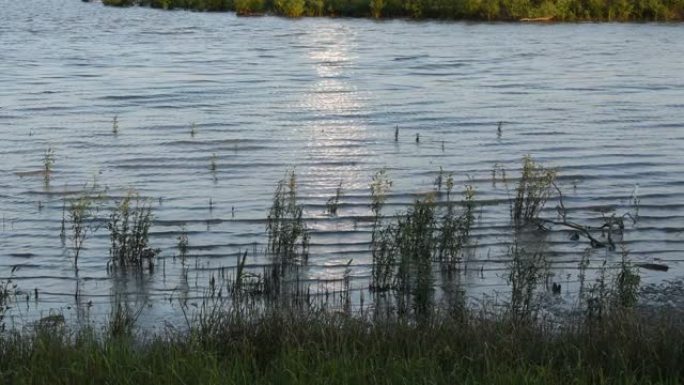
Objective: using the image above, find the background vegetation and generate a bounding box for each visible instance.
[102,0,684,20]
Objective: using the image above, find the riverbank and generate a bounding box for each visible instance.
[1,303,683,385]
[101,0,684,21]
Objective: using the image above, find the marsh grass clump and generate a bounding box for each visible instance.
[267,170,310,266]
[69,195,96,270]
[612,246,641,309]
[436,182,475,272]
[177,227,189,259]
[107,295,143,338]
[106,192,157,272]
[112,115,119,135]
[507,243,548,321]
[325,180,343,216]
[209,153,217,172]
[0,278,17,332]
[393,197,438,317]
[42,146,55,186]
[369,170,476,317]
[369,169,393,292]
[512,155,557,227]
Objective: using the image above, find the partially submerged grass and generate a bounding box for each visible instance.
[368,168,476,317]
[266,170,309,266]
[512,155,557,227]
[42,146,55,187]
[506,242,548,321]
[1,154,681,384]
[106,192,157,272]
[68,195,95,270]
[0,278,17,332]
[112,115,119,135]
[325,180,343,216]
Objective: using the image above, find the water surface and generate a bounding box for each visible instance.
[1,0,684,327]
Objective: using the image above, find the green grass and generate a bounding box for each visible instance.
[0,307,683,385]
[102,0,684,21]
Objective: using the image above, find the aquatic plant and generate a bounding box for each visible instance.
[436,182,475,272]
[266,170,310,266]
[209,153,217,172]
[507,242,548,321]
[612,245,641,309]
[69,194,96,270]
[177,227,189,259]
[325,180,343,216]
[42,146,55,186]
[512,155,557,227]
[368,172,476,318]
[394,196,438,317]
[0,276,17,332]
[106,192,157,272]
[369,169,393,291]
[107,295,143,338]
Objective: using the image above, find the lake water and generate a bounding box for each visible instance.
[1,0,684,328]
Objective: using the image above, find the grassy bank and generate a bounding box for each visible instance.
[1,306,683,384]
[101,0,684,21]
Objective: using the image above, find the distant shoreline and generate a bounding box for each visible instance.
[100,0,684,22]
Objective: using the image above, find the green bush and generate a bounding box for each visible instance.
[275,0,306,16]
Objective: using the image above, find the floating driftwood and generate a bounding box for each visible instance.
[520,16,554,22]
[635,263,669,272]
